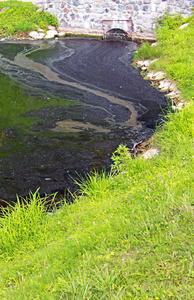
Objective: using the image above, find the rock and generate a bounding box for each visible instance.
[179,23,189,30]
[146,71,166,81]
[143,60,151,67]
[57,31,66,37]
[166,90,180,99]
[136,59,151,68]
[150,58,159,64]
[158,79,174,92]
[168,81,177,92]
[48,25,56,30]
[0,7,9,14]
[38,28,44,33]
[28,31,45,39]
[141,148,160,159]
[44,30,58,39]
[136,60,145,67]
[172,101,185,111]
[151,42,158,47]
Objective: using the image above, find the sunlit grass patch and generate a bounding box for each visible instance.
[0,1,58,38]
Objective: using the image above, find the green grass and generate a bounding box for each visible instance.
[0,1,58,38]
[0,14,194,299]
[134,14,194,101]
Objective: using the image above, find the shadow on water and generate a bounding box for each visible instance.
[0,38,167,203]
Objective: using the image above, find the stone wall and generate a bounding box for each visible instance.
[4,0,194,37]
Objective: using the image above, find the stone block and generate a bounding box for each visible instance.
[125,13,131,18]
[143,0,151,3]
[168,0,175,4]
[157,2,168,12]
[61,1,65,8]
[126,4,132,10]
[184,1,192,8]
[60,19,68,26]
[143,5,150,11]
[54,2,59,9]
[126,0,136,3]
[73,0,79,7]
[133,4,140,11]
[150,2,157,12]
[176,0,184,7]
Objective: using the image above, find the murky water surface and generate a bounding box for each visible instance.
[0,38,166,202]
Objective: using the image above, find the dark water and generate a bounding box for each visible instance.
[0,38,167,202]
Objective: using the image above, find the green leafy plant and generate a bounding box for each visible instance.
[156,11,190,30]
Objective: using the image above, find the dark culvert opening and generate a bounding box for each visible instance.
[104,28,130,41]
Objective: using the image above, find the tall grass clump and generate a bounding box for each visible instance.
[0,190,57,257]
[0,1,58,38]
[133,41,163,60]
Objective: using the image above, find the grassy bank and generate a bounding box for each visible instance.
[0,14,193,299]
[0,1,58,38]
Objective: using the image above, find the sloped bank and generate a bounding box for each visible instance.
[0,13,193,299]
[131,14,193,158]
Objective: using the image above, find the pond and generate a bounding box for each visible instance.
[0,38,167,202]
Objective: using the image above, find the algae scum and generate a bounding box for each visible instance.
[0,38,167,201]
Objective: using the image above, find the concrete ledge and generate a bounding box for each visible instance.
[131,32,156,42]
[58,27,104,37]
[58,27,156,41]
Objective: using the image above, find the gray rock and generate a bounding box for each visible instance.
[146,71,166,81]
[158,79,174,92]
[44,30,58,39]
[179,23,189,29]
[142,148,160,159]
[47,25,56,30]
[28,31,45,39]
